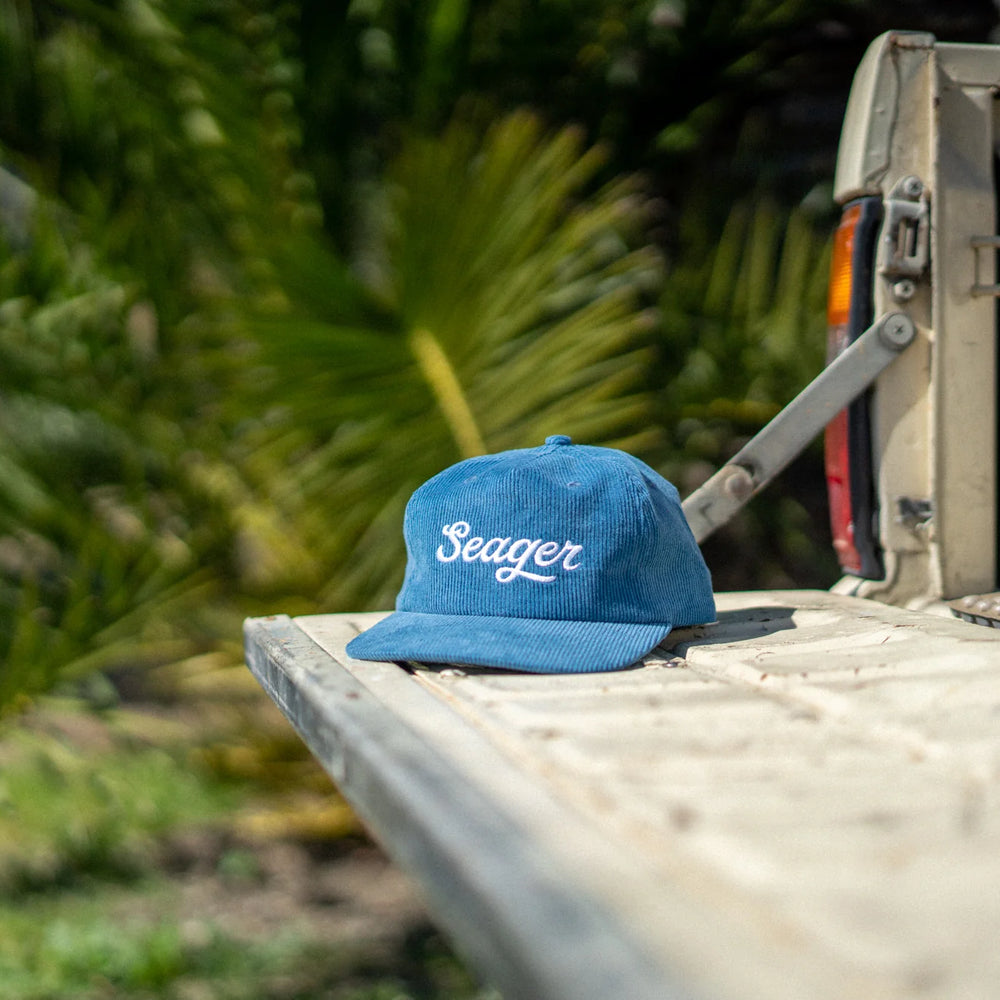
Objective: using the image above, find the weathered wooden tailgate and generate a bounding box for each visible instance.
[244,590,1000,1000]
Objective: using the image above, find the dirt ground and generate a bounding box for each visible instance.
[116,658,440,955]
[151,827,433,961]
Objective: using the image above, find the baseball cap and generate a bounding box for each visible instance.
[346,435,715,673]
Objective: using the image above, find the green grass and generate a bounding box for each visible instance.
[0,692,496,1000]
[0,887,396,999]
[0,729,240,896]
[0,885,492,999]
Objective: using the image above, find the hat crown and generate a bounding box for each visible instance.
[396,438,713,627]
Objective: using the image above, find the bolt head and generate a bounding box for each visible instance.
[723,466,754,502]
[878,313,916,350]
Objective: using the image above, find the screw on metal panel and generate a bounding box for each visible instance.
[878,313,916,351]
[900,175,923,199]
[723,466,755,502]
[891,278,916,302]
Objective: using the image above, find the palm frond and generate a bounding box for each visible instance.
[251,111,665,610]
[655,194,837,590]
[660,195,830,465]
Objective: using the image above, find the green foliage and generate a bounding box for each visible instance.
[1,0,994,705]
[251,111,664,609]
[660,194,832,469]
[1,0,315,301]
[0,731,237,896]
[656,192,840,589]
[0,703,492,1000]
[0,214,218,706]
[0,899,490,1000]
[0,0,315,706]
[4,1,671,674]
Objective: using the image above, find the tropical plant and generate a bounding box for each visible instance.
[0,0,671,706]
[0,0,311,707]
[0,202,220,708]
[2,0,994,713]
[661,195,832,449]
[299,0,1000,241]
[249,110,666,611]
[656,192,840,588]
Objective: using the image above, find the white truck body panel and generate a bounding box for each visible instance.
[833,31,998,605]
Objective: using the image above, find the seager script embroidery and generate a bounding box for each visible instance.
[436,521,583,583]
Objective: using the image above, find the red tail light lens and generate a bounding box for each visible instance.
[824,198,882,578]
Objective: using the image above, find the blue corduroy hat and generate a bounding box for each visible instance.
[346,435,715,673]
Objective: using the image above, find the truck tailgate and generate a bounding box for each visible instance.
[244,590,1000,1000]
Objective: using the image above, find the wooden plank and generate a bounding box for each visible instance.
[245,591,1000,1000]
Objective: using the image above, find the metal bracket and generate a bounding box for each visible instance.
[682,312,917,544]
[880,175,930,280]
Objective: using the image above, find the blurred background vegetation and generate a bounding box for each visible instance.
[1,0,999,994]
[4,0,998,707]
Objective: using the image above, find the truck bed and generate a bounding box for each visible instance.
[243,590,1000,1000]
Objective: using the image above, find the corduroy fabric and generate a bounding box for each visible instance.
[347,612,671,674]
[346,435,715,673]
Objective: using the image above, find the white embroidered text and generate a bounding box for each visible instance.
[436,521,583,583]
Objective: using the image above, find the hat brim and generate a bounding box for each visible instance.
[345,611,673,674]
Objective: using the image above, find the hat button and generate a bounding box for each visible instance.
[545,434,572,446]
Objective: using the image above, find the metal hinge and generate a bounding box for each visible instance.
[881,176,930,280]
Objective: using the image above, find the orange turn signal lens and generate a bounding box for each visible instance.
[827,202,861,329]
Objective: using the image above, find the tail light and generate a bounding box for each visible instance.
[824,197,883,578]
